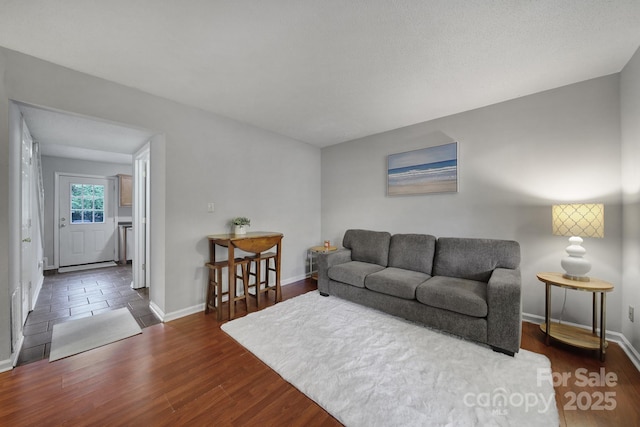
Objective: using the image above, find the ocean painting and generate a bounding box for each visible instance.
[387,142,458,196]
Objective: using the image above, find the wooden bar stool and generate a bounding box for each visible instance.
[205,257,250,320]
[245,252,279,308]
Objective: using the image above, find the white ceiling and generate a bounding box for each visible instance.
[1,1,640,148]
[19,104,154,164]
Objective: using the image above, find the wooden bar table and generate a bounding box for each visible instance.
[207,231,283,320]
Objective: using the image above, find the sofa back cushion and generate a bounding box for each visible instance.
[343,229,392,267]
[433,238,520,282]
[388,233,436,275]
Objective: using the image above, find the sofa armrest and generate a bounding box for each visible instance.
[486,268,522,354]
[317,249,352,295]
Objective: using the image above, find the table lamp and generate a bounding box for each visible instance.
[552,203,604,282]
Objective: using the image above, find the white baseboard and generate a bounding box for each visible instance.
[282,274,308,285]
[58,261,117,273]
[163,303,206,322]
[8,274,47,371]
[32,275,44,311]
[44,256,57,271]
[522,312,640,372]
[10,334,24,367]
[149,301,166,322]
[157,275,308,323]
[149,300,207,323]
[2,333,25,372]
[0,358,13,373]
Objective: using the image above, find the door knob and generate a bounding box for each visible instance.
[22,238,31,243]
[60,224,66,228]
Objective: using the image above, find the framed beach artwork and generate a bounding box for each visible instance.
[387,142,458,196]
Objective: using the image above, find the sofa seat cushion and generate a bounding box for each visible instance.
[328,261,385,288]
[416,276,488,318]
[365,267,430,300]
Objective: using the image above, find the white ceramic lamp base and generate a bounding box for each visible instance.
[561,236,591,282]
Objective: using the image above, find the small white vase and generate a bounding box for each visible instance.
[234,225,247,235]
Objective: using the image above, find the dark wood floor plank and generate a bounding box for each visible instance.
[521,322,640,427]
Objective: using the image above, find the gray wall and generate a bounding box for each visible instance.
[322,75,624,334]
[40,156,133,268]
[0,48,11,364]
[0,46,321,362]
[621,46,640,351]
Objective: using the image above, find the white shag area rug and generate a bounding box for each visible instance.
[50,307,142,362]
[222,291,559,427]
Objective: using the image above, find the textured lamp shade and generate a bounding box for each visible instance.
[552,204,604,238]
[552,203,604,281]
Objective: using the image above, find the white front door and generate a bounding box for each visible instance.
[59,175,116,267]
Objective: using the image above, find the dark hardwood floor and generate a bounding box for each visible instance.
[521,322,640,426]
[1,278,638,426]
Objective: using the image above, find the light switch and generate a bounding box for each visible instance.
[207,202,215,213]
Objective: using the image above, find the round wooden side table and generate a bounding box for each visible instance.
[536,272,614,362]
[308,245,337,280]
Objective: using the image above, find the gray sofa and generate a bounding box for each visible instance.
[317,229,522,355]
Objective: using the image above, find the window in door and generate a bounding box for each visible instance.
[71,184,105,224]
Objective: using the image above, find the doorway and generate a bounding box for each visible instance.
[8,100,164,365]
[20,120,33,325]
[132,143,151,289]
[56,174,117,268]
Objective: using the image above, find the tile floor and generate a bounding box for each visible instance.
[17,264,161,366]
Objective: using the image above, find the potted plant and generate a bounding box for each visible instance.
[231,216,251,235]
